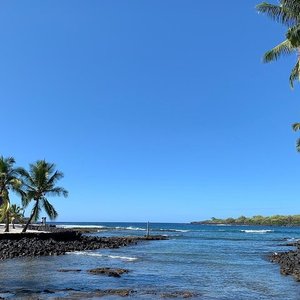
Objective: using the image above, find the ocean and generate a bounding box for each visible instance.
[0,222,300,299]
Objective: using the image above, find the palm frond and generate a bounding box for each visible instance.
[289,59,300,87]
[263,39,295,62]
[292,122,300,131]
[256,2,298,26]
[296,138,300,152]
[286,24,300,46]
[282,0,300,15]
[46,187,68,198]
[47,170,64,187]
[31,201,41,222]
[42,198,58,220]
[9,204,24,220]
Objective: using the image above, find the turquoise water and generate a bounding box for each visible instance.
[1,222,300,299]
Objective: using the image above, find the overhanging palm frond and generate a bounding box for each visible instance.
[289,59,300,87]
[47,171,64,187]
[263,39,295,62]
[42,199,58,220]
[286,24,300,46]
[282,0,300,14]
[292,122,300,131]
[296,138,300,152]
[46,187,68,198]
[256,3,298,26]
[21,192,32,207]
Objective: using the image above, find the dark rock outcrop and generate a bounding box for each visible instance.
[0,288,199,299]
[88,267,129,277]
[270,242,300,281]
[0,233,167,260]
[161,291,198,298]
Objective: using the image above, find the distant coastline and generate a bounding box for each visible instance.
[191,215,300,226]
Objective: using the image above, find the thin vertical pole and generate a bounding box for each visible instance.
[146,221,150,237]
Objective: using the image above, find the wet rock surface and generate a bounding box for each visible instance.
[0,288,199,299]
[88,267,129,277]
[270,242,300,281]
[0,233,167,260]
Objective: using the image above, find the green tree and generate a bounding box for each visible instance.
[256,0,300,87]
[19,160,68,232]
[0,156,24,232]
[9,204,24,229]
[236,215,247,224]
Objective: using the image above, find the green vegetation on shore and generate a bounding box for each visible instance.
[192,215,300,226]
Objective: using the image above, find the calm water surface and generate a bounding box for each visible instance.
[0,222,300,299]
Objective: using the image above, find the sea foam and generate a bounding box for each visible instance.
[56,225,107,229]
[241,229,274,234]
[69,251,138,261]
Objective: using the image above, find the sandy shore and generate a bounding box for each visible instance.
[0,224,46,234]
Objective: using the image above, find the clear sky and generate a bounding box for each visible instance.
[1,1,300,222]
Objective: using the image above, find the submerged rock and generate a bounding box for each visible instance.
[62,289,134,298]
[161,291,197,298]
[88,267,129,277]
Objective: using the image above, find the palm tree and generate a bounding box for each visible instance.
[9,204,24,229]
[256,0,300,87]
[19,160,68,233]
[0,156,24,232]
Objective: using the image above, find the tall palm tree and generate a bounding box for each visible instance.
[0,156,24,232]
[256,0,300,87]
[19,160,68,233]
[9,204,24,229]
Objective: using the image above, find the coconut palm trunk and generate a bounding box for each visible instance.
[1,189,10,233]
[4,211,10,232]
[22,201,38,233]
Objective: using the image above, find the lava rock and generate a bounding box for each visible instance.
[88,267,129,277]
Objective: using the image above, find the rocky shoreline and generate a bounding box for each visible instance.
[0,288,199,299]
[0,231,167,260]
[270,242,300,281]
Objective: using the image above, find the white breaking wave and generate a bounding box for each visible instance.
[56,225,107,229]
[69,251,138,261]
[286,238,300,242]
[107,255,138,261]
[241,229,274,234]
[115,226,146,231]
[156,229,190,233]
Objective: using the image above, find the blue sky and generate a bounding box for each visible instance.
[1,1,300,222]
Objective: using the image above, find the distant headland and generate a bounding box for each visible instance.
[191,215,300,226]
